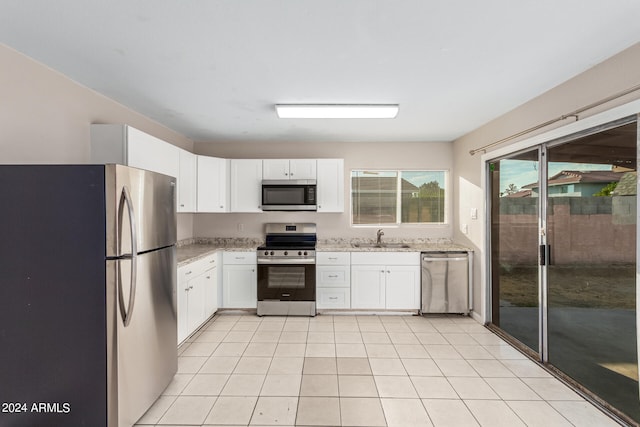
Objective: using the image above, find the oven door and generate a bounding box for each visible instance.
[257,262,316,301]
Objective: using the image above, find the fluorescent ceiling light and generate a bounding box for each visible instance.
[275,104,399,119]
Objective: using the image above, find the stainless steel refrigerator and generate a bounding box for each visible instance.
[0,164,177,427]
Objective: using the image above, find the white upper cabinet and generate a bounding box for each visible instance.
[263,159,317,180]
[197,156,229,212]
[316,159,344,212]
[90,124,182,209]
[178,149,196,212]
[231,159,263,212]
[91,124,180,178]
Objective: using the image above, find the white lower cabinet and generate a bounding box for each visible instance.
[222,251,257,308]
[384,265,421,310]
[350,252,420,310]
[316,252,351,309]
[351,265,386,309]
[177,253,218,344]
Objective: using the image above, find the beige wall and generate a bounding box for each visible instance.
[452,42,640,320]
[0,43,195,240]
[193,141,453,241]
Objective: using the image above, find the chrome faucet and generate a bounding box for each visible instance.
[376,229,384,245]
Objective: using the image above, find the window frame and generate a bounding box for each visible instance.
[350,168,449,228]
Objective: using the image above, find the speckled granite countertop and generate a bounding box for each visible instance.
[176,238,262,266]
[316,238,472,252]
[317,242,472,252]
[177,237,472,266]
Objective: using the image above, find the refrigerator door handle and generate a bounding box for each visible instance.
[117,186,138,327]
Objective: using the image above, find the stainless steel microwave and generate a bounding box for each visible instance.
[261,179,317,211]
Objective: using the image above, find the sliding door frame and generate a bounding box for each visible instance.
[482,108,640,423]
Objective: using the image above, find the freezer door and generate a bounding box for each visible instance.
[108,245,177,427]
[106,164,177,257]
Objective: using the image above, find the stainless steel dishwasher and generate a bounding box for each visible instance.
[421,252,469,314]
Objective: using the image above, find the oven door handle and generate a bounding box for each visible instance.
[257,258,316,265]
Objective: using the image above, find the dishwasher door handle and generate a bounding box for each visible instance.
[422,257,468,262]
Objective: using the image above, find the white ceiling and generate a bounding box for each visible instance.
[1,1,640,143]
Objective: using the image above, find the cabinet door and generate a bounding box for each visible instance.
[289,159,317,180]
[127,126,180,178]
[178,149,196,212]
[262,159,290,180]
[197,156,229,212]
[230,159,263,212]
[317,159,344,212]
[223,265,257,308]
[385,265,421,310]
[187,273,207,332]
[204,266,218,318]
[351,265,385,309]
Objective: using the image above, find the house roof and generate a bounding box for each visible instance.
[522,170,624,189]
[504,189,532,198]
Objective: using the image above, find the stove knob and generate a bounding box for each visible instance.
[270,251,274,256]
[264,251,269,256]
[284,251,288,256]
[298,251,302,256]
[303,251,308,256]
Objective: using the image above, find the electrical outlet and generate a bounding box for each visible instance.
[470,208,478,220]
[237,223,244,231]
[462,223,468,234]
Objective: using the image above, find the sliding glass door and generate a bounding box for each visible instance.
[489,119,639,423]
[546,121,638,421]
[489,149,541,354]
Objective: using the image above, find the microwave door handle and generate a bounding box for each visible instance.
[117,186,138,327]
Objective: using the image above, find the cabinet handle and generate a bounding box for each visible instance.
[328,257,338,260]
[185,287,190,291]
[329,297,338,300]
[180,204,185,207]
[251,269,255,272]
[209,259,215,263]
[380,270,385,273]
[235,256,245,260]
[387,270,391,273]
[185,271,192,275]
[328,275,338,278]
[206,276,211,279]
[189,285,194,290]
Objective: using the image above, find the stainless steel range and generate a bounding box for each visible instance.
[257,223,316,316]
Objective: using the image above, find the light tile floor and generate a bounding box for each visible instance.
[135,313,622,427]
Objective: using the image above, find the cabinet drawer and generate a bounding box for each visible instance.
[178,253,217,282]
[317,287,350,309]
[223,251,257,264]
[317,252,350,265]
[316,266,350,287]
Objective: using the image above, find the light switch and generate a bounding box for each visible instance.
[470,208,478,220]
[462,223,468,234]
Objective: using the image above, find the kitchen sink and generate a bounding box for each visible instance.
[351,242,411,249]
[382,243,411,248]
